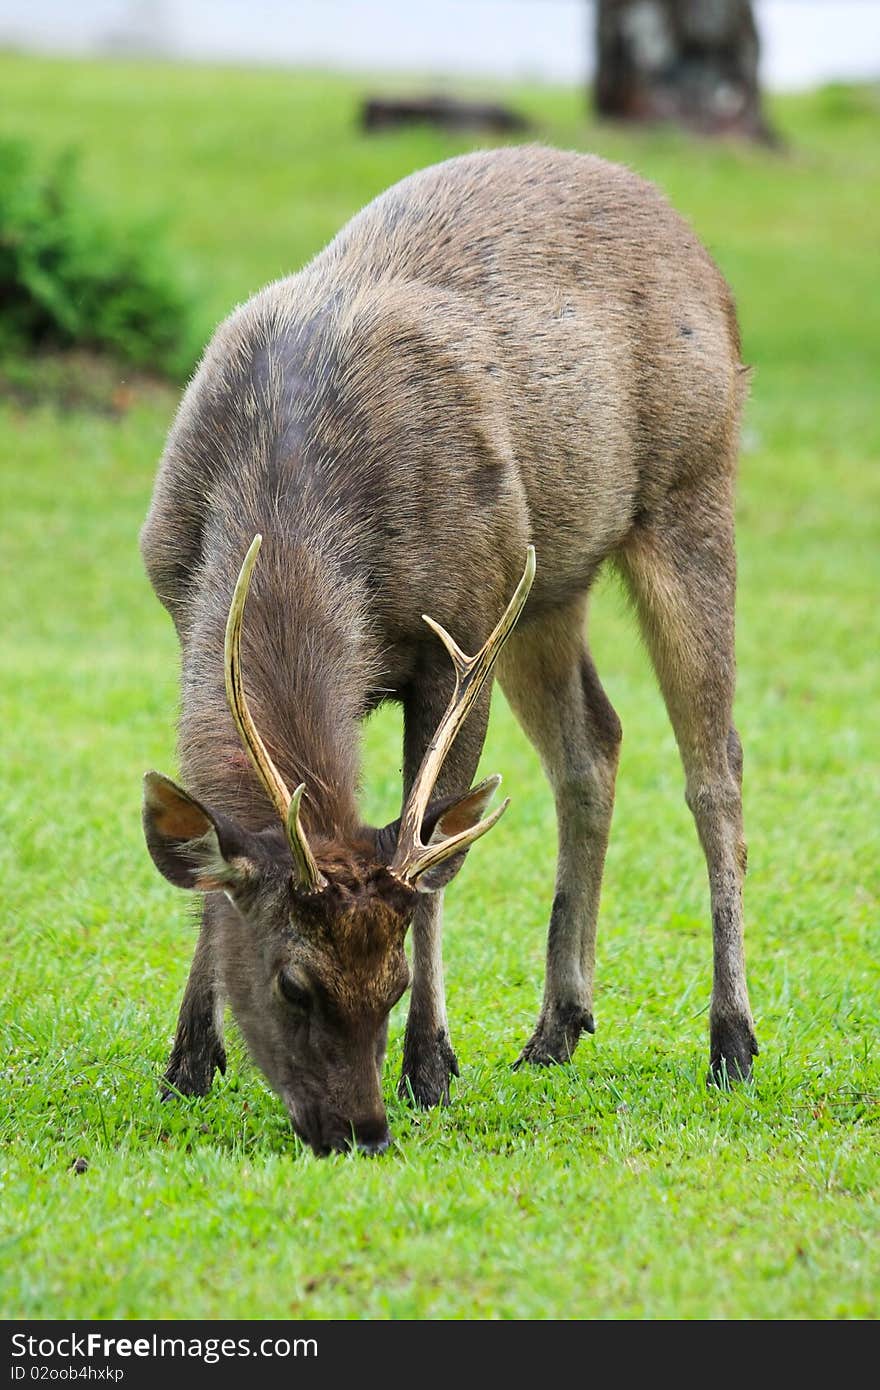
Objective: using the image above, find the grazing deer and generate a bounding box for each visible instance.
[141,145,758,1156]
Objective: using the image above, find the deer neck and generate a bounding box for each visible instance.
[182,531,376,841]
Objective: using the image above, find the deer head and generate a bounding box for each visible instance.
[143,536,535,1155]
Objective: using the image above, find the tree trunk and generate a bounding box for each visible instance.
[594,0,774,142]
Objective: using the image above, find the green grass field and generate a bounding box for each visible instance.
[1,54,878,1320]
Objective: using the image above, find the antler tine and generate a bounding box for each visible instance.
[409,792,512,882]
[224,535,326,892]
[420,617,470,673]
[391,546,536,882]
[288,783,328,892]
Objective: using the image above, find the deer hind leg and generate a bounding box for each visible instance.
[498,599,622,1066]
[398,675,492,1108]
[161,901,227,1098]
[616,474,758,1082]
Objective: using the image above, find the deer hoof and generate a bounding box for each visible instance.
[707,1016,759,1088]
[513,1004,594,1069]
[160,1038,226,1099]
[398,1032,459,1108]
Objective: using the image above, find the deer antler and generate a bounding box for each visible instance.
[391,546,536,883]
[224,534,327,893]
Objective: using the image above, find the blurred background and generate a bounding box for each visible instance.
[4,0,880,90]
[2,0,878,382]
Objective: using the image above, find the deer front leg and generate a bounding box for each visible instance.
[398,671,491,1107]
[399,892,460,1106]
[161,901,227,1098]
[498,602,621,1066]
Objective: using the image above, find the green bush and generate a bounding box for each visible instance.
[0,138,192,375]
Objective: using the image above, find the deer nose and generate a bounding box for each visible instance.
[353,1118,391,1156]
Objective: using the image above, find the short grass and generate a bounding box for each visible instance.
[1,55,878,1320]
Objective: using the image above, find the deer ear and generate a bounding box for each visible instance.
[377,776,504,894]
[142,772,255,893]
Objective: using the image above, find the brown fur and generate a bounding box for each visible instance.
[142,146,758,1155]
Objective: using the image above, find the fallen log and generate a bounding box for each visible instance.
[362,95,533,135]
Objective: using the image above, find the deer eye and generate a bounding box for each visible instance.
[278,972,312,1011]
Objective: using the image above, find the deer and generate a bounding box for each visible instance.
[141,145,758,1157]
